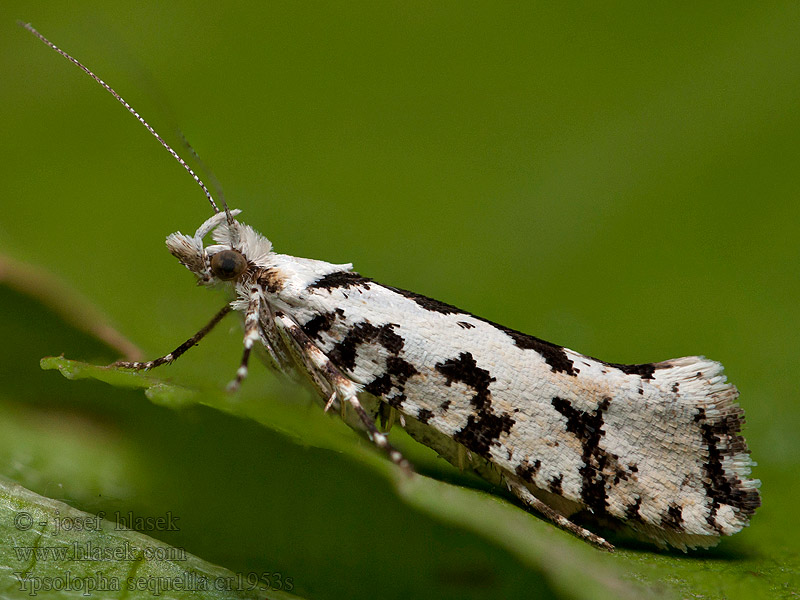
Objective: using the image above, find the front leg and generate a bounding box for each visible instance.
[273,312,412,474]
[112,304,233,370]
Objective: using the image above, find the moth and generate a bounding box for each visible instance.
[25,23,760,551]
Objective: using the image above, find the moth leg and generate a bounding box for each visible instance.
[257,295,295,372]
[274,312,412,473]
[455,445,467,471]
[344,388,412,474]
[505,473,615,551]
[323,391,337,412]
[227,287,261,392]
[112,304,233,370]
[378,404,397,433]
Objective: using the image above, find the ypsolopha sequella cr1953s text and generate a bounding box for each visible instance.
[24,23,760,551]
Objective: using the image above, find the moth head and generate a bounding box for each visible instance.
[165,209,273,285]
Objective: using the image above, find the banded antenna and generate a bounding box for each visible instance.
[20,22,234,224]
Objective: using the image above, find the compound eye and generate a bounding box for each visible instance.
[210,250,247,281]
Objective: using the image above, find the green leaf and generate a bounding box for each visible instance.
[41,357,199,408]
[0,476,304,600]
[41,357,656,600]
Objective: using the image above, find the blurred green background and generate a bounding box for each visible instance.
[1,2,798,599]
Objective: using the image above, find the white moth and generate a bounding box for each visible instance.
[25,23,760,552]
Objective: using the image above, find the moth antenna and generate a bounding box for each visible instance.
[21,22,228,219]
[176,129,234,223]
